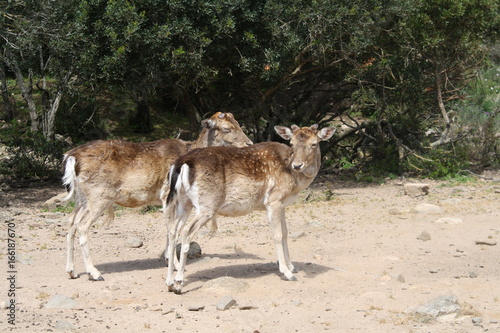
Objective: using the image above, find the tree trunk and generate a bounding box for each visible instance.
[42,89,63,139]
[182,89,201,128]
[5,55,39,132]
[430,62,452,147]
[134,99,151,133]
[0,63,14,121]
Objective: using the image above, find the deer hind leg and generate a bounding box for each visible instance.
[102,206,115,229]
[169,210,213,294]
[165,199,192,289]
[267,202,297,281]
[66,205,87,279]
[76,201,111,281]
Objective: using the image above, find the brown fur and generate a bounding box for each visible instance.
[63,112,252,281]
[164,124,336,294]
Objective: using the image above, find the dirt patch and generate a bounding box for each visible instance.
[1,175,499,332]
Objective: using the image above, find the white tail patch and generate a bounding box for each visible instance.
[62,155,76,202]
[179,164,191,193]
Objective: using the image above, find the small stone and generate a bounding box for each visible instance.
[239,305,258,310]
[417,231,431,241]
[15,254,34,265]
[397,274,406,283]
[429,269,439,274]
[469,271,478,278]
[176,242,202,259]
[45,295,79,309]
[414,295,460,319]
[475,240,497,246]
[217,296,236,311]
[289,231,305,239]
[472,317,483,325]
[415,203,444,214]
[0,300,7,310]
[404,183,430,196]
[188,305,205,311]
[435,217,463,225]
[124,237,143,248]
[54,320,75,331]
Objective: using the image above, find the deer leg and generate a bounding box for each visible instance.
[66,206,87,279]
[280,208,297,273]
[267,203,297,281]
[76,206,109,281]
[165,202,191,290]
[171,211,212,294]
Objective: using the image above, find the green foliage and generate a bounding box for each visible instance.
[0,123,67,179]
[453,64,500,168]
[406,146,470,179]
[1,0,499,181]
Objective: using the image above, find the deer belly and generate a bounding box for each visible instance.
[217,190,265,217]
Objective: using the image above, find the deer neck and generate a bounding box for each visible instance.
[189,128,213,150]
[291,153,321,190]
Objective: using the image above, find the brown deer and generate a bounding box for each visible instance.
[62,112,252,281]
[163,124,335,294]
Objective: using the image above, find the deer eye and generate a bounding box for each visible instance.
[221,127,231,133]
[311,143,317,148]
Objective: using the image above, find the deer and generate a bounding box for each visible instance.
[163,124,335,294]
[62,112,252,281]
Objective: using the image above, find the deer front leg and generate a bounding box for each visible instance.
[267,202,297,281]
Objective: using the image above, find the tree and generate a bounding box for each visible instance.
[1,0,82,138]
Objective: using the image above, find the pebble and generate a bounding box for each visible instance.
[45,294,79,309]
[54,319,75,331]
[435,217,463,224]
[472,317,483,325]
[397,274,405,283]
[414,203,444,214]
[404,183,430,196]
[414,295,460,319]
[469,271,478,278]
[176,241,202,259]
[124,237,143,248]
[188,305,205,311]
[289,231,306,239]
[417,231,431,241]
[217,296,236,311]
[475,240,497,246]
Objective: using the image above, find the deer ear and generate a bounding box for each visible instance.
[309,124,319,132]
[291,125,300,133]
[317,127,336,141]
[217,112,226,119]
[274,126,294,140]
[201,119,215,129]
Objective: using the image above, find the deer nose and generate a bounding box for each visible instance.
[292,163,304,170]
[246,141,253,146]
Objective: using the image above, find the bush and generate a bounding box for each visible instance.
[453,65,500,169]
[0,123,67,179]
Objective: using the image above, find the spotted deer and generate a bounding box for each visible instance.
[163,124,335,294]
[62,112,252,281]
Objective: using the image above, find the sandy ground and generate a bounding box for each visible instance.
[0,172,499,333]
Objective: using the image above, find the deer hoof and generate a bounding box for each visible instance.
[67,271,79,279]
[89,275,104,281]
